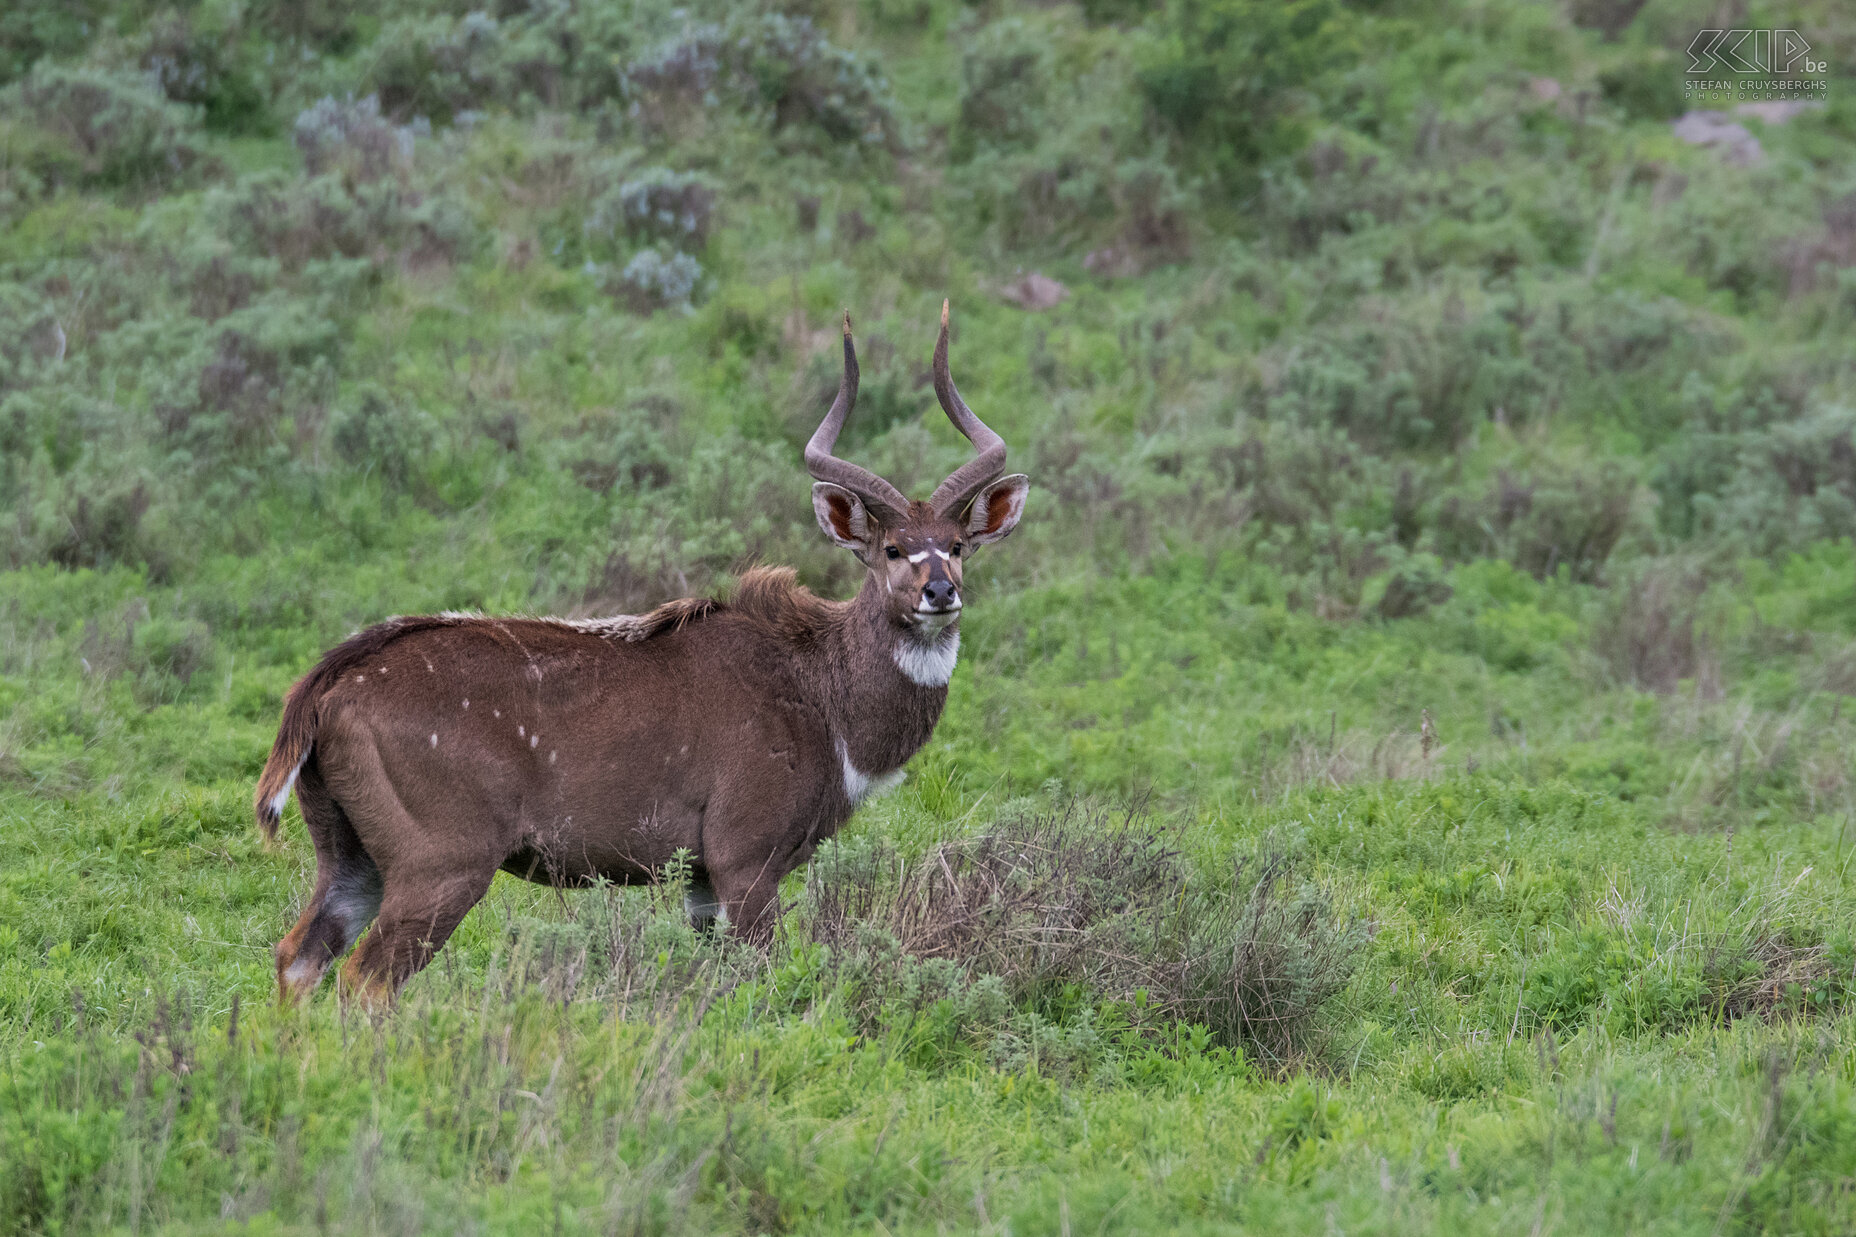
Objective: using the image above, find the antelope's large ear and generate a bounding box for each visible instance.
[964,474,1028,545]
[812,482,875,552]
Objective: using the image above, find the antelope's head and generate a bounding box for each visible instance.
[807,302,1028,642]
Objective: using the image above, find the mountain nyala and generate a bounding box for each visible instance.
[254,302,1029,1003]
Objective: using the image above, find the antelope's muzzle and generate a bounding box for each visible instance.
[919,578,960,612]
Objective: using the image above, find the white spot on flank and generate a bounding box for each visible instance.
[517,725,525,737]
[530,734,539,748]
[549,750,557,764]
[355,674,364,682]
[430,733,438,747]
[493,709,501,718]
[269,749,309,818]
[838,737,906,807]
[462,699,469,709]
[893,632,959,687]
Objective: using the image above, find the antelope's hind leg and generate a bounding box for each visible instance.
[339,861,496,1006]
[275,767,383,1002]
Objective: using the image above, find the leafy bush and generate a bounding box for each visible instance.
[0,0,104,86]
[1266,299,1544,449]
[44,479,158,574]
[130,614,218,702]
[619,21,727,136]
[1,64,209,192]
[139,10,271,135]
[1138,0,1353,191]
[361,12,506,124]
[620,13,898,150]
[560,403,679,496]
[1706,407,1856,558]
[330,386,436,493]
[149,298,342,462]
[252,0,361,57]
[293,94,421,183]
[733,13,899,148]
[1258,140,1407,253]
[1567,0,1648,39]
[945,13,1194,264]
[208,169,473,274]
[1370,550,1453,619]
[793,330,927,447]
[1433,461,1642,583]
[589,166,719,250]
[1597,48,1683,121]
[952,17,1051,159]
[609,248,703,314]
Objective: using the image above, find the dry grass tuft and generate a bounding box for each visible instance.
[802,803,1365,1063]
[1590,560,1718,695]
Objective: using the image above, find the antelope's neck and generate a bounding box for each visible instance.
[824,580,957,780]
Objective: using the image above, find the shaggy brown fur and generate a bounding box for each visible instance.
[255,554,967,1002]
[255,310,1028,1005]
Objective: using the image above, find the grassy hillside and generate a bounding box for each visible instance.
[4,0,1856,1231]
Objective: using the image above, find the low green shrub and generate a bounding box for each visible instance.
[1265,299,1545,449]
[588,166,719,251]
[608,247,704,314]
[361,12,506,125]
[1138,0,1354,191]
[138,9,272,136]
[951,16,1051,160]
[1,64,210,192]
[1432,461,1642,583]
[329,386,437,494]
[620,13,899,150]
[1597,47,1683,121]
[293,94,420,183]
[0,0,105,86]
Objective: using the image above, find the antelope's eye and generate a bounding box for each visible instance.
[950,543,963,558]
[885,545,901,560]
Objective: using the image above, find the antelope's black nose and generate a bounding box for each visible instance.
[921,579,960,611]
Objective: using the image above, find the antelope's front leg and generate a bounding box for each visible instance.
[684,871,726,934]
[703,827,813,948]
[709,865,783,947]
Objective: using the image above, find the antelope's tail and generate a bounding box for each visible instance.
[254,676,318,841]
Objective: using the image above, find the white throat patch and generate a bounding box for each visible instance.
[893,632,959,687]
[838,737,906,807]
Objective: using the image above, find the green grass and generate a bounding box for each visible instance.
[6,562,1856,1233]
[5,0,1856,1230]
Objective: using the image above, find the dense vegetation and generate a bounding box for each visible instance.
[3,0,1856,1230]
